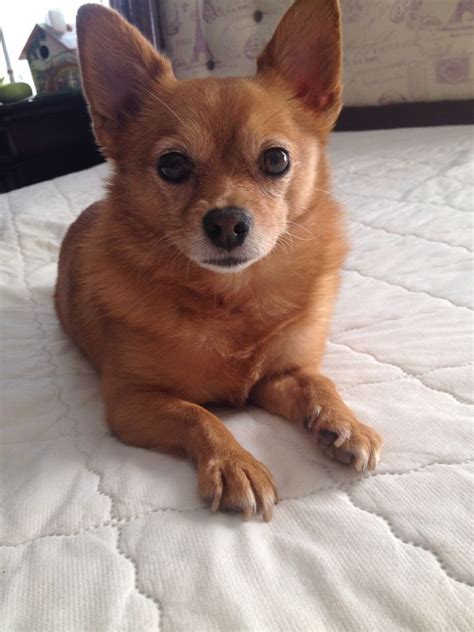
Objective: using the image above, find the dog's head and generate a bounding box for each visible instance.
[77,0,342,274]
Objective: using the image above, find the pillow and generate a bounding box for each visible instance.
[158,0,474,105]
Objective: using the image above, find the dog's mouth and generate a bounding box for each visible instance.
[198,256,253,273]
[203,257,249,268]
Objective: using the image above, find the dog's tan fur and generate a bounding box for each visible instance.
[55,0,382,521]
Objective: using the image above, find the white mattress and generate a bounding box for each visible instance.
[1,126,473,631]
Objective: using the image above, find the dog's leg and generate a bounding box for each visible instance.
[103,377,277,520]
[250,369,382,471]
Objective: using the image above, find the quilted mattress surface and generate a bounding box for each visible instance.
[1,125,473,631]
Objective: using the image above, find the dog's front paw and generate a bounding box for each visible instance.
[305,406,382,471]
[198,451,277,521]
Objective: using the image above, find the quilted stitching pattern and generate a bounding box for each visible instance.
[0,127,473,631]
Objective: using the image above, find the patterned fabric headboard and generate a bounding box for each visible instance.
[158,0,474,106]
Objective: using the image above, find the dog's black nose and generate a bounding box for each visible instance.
[202,207,252,251]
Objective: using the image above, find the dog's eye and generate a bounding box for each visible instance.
[261,148,290,177]
[158,152,191,183]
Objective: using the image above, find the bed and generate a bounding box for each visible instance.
[1,125,473,631]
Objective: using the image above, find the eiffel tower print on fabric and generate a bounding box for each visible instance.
[191,0,213,64]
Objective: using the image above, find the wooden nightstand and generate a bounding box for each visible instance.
[0,92,104,192]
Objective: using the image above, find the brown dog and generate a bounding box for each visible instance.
[55,0,382,521]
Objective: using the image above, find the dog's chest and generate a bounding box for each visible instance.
[157,296,295,404]
[177,307,266,364]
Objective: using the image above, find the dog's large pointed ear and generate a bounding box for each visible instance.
[257,0,342,125]
[76,3,174,157]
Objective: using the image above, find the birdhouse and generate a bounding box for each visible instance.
[19,23,80,96]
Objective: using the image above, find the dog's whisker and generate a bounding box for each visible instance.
[141,85,186,126]
[137,234,170,273]
[312,186,333,196]
[286,220,317,242]
[136,232,178,280]
[276,232,293,258]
